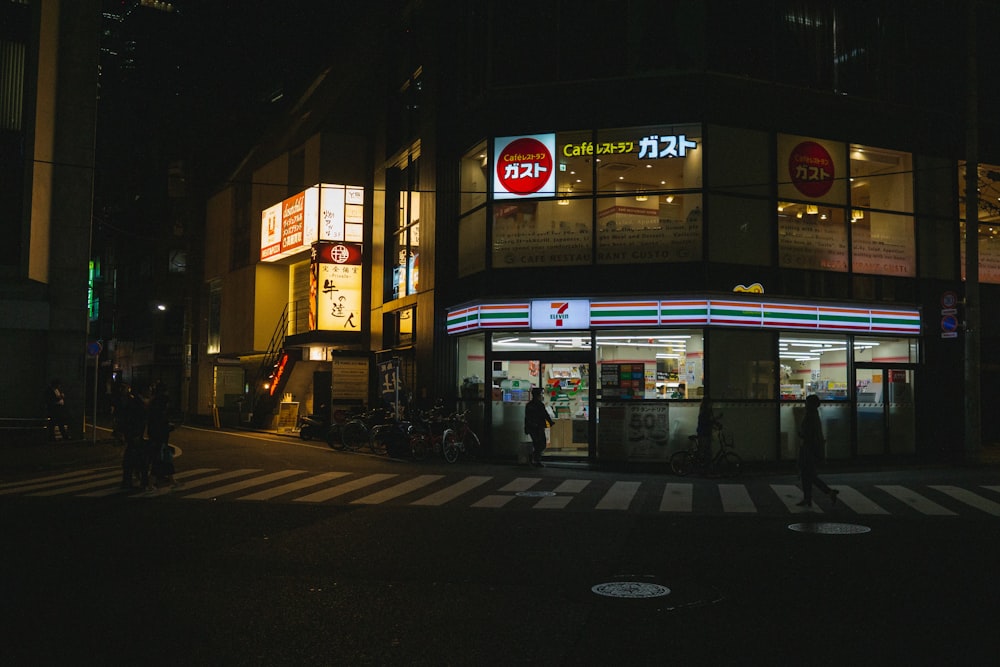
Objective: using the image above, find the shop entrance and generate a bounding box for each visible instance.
[491,352,592,460]
[854,365,916,457]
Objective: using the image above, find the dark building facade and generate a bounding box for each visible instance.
[1,0,100,433]
[200,0,1000,465]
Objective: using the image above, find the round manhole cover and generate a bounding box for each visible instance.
[788,522,872,535]
[591,582,671,599]
[515,490,557,497]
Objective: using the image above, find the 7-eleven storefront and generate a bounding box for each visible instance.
[448,296,921,464]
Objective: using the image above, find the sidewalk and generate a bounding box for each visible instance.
[1,435,122,473]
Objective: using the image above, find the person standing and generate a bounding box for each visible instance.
[797,394,839,508]
[523,387,553,467]
[696,397,716,465]
[119,385,149,490]
[44,379,72,441]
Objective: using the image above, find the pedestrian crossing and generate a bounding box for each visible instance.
[3,467,1000,518]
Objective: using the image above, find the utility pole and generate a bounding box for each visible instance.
[964,0,982,463]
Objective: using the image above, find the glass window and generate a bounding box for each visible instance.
[460,141,488,215]
[959,162,1000,284]
[390,155,420,298]
[594,124,702,195]
[596,330,704,400]
[492,200,592,268]
[707,194,771,266]
[709,330,775,400]
[458,208,486,277]
[597,192,703,264]
[457,334,486,402]
[492,332,592,352]
[854,336,918,364]
[556,130,595,197]
[778,203,848,271]
[777,134,847,206]
[851,211,915,277]
[779,334,849,401]
[850,144,913,214]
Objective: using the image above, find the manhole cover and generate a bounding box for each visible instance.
[591,582,671,599]
[515,490,557,497]
[788,522,872,535]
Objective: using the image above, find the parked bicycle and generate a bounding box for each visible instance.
[323,407,367,451]
[670,417,742,478]
[441,410,481,463]
[406,403,449,461]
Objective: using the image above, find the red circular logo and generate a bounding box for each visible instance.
[788,141,835,198]
[496,137,553,196]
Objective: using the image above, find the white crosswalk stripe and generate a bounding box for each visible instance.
[351,474,444,505]
[876,485,956,515]
[5,467,1000,518]
[929,485,1000,516]
[238,471,351,501]
[294,473,396,503]
[411,475,492,506]
[596,481,640,511]
[659,483,692,512]
[830,484,890,514]
[184,470,307,500]
[719,484,756,513]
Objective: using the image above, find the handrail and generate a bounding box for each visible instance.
[250,303,289,416]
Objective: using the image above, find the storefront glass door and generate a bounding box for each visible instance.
[490,352,591,460]
[854,366,915,456]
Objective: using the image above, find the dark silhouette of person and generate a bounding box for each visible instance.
[696,397,716,464]
[797,394,839,508]
[523,387,553,467]
[44,378,72,441]
[119,385,150,490]
[147,381,174,486]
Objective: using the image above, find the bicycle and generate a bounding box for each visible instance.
[441,410,481,464]
[670,418,742,478]
[406,404,449,461]
[324,408,367,451]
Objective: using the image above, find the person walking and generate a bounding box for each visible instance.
[797,394,839,508]
[44,379,72,441]
[523,387,553,467]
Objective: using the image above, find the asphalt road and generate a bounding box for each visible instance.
[2,426,999,665]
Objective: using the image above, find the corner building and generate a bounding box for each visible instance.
[200,1,1000,466]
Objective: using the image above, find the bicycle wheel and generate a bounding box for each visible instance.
[410,433,430,461]
[341,421,368,451]
[461,430,481,460]
[441,430,460,463]
[367,426,387,455]
[717,451,742,478]
[325,424,345,450]
[670,450,695,476]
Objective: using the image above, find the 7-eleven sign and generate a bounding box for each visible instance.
[531,299,590,330]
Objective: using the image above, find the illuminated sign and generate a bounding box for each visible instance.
[530,299,590,330]
[261,184,363,262]
[311,242,363,332]
[788,141,835,199]
[268,353,289,396]
[493,134,556,199]
[562,134,698,159]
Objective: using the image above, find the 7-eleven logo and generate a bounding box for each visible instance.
[550,302,569,326]
[530,298,590,330]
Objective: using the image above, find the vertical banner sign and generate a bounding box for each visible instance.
[378,358,400,411]
[311,242,363,331]
[281,191,306,255]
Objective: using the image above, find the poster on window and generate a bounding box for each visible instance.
[311,242,363,331]
[851,213,915,277]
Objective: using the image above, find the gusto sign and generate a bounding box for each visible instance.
[788,141,835,199]
[493,134,556,200]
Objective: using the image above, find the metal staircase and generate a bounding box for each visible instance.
[250,304,293,425]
